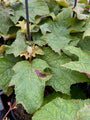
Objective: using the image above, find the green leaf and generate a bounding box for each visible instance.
[79,0,88,5]
[62,46,90,75]
[0,4,14,34]
[78,37,90,52]
[38,47,89,94]
[68,37,80,46]
[45,8,72,52]
[75,104,90,120]
[6,32,28,57]
[49,8,86,35]
[55,0,69,8]
[46,8,86,52]
[0,54,21,92]
[10,0,50,23]
[31,24,39,33]
[69,19,86,33]
[10,59,51,114]
[32,97,90,120]
[83,28,90,39]
[47,33,71,52]
[32,32,48,46]
[44,0,60,15]
[40,23,51,35]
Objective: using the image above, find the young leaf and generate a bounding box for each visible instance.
[32,97,90,120]
[31,45,44,57]
[10,59,52,114]
[20,45,44,59]
[16,20,27,33]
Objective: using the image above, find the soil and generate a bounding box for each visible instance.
[13,104,32,120]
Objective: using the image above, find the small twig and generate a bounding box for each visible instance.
[2,100,16,120]
[29,56,32,64]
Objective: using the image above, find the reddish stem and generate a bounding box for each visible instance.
[2,100,16,120]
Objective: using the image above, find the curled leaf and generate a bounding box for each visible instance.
[20,45,44,59]
[83,28,90,39]
[16,20,27,33]
[32,45,44,57]
[73,5,89,20]
[55,0,69,8]
[62,46,90,74]
[1,34,16,40]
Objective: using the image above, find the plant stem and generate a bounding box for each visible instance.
[2,100,16,120]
